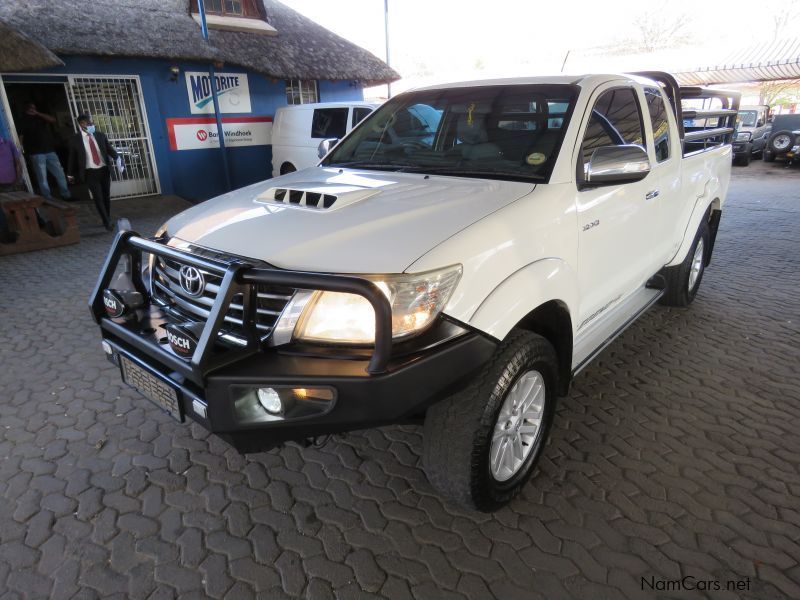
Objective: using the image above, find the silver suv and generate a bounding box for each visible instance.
[733,105,770,165]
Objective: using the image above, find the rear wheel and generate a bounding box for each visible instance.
[423,330,558,512]
[660,217,710,307]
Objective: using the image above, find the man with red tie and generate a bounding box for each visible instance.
[67,114,119,231]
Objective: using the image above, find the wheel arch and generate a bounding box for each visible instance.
[467,258,579,397]
[514,300,573,396]
[668,192,722,268]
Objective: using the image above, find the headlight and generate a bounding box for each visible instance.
[736,132,752,142]
[293,265,462,344]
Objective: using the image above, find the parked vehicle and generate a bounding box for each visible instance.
[270,102,379,177]
[732,105,770,165]
[764,113,800,163]
[91,72,738,511]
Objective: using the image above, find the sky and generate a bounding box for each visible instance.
[282,0,800,96]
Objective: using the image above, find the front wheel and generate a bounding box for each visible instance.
[660,217,710,307]
[422,330,558,512]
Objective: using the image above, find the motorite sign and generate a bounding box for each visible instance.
[185,71,252,114]
[166,117,273,150]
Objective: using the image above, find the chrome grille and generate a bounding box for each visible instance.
[151,255,294,344]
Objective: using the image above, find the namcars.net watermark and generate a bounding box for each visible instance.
[642,575,751,593]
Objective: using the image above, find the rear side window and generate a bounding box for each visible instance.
[352,107,372,128]
[645,88,670,162]
[311,108,348,139]
[580,88,645,166]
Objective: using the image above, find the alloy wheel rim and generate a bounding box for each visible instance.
[490,370,545,482]
[688,238,704,292]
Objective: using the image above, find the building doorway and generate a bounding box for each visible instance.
[4,82,73,199]
[3,75,160,200]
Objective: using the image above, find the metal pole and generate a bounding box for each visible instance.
[384,0,391,98]
[560,50,570,73]
[197,0,232,191]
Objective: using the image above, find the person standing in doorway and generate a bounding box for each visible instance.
[67,114,118,231]
[18,103,73,201]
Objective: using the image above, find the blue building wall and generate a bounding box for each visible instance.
[3,56,364,201]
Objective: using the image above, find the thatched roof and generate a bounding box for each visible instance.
[0,19,64,72]
[0,1,399,86]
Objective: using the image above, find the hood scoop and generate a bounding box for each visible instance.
[257,182,380,211]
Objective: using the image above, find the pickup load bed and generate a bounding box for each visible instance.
[92,71,739,511]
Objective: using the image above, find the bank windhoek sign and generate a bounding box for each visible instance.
[185,72,252,114]
[166,117,272,151]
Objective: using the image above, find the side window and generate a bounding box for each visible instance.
[352,107,372,128]
[311,108,348,139]
[580,88,645,167]
[645,88,670,162]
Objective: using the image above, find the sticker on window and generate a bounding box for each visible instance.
[526,152,546,166]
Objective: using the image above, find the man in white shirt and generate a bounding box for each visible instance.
[67,114,119,231]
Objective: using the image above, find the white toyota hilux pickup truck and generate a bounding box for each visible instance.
[92,71,739,511]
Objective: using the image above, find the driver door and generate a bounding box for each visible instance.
[574,85,660,329]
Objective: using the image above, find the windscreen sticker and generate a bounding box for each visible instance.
[526,152,546,166]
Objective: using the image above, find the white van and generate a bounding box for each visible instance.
[271,101,380,177]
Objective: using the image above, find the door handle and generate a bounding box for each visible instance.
[645,190,660,200]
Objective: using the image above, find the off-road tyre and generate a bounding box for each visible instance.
[660,216,710,307]
[422,329,558,512]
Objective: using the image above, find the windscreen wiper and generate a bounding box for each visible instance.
[325,161,419,171]
[412,167,546,181]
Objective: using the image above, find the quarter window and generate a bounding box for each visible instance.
[580,88,645,167]
[286,80,319,105]
[645,88,670,162]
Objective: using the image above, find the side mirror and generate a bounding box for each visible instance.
[757,119,764,127]
[583,145,650,186]
[317,138,339,159]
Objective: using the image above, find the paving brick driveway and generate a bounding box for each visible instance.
[1,161,798,599]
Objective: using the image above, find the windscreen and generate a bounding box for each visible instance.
[737,110,758,127]
[322,84,579,182]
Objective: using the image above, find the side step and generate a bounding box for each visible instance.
[571,285,664,374]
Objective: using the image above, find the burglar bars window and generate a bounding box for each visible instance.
[285,80,319,105]
[191,0,261,18]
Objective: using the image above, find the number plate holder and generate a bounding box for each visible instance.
[120,355,184,422]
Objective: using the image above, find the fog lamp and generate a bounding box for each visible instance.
[257,387,283,414]
[233,386,336,424]
[103,288,145,318]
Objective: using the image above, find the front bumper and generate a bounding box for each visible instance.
[732,141,752,157]
[91,232,497,453]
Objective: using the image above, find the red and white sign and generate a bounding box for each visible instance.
[167,116,273,151]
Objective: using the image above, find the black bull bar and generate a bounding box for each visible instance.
[89,231,394,385]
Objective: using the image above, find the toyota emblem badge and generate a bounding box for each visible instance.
[179,265,205,297]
